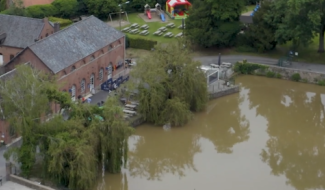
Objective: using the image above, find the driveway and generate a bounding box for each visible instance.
[194,55,325,73]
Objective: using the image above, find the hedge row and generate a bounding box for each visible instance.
[26,4,57,18]
[127,36,157,50]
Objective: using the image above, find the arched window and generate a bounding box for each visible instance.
[71,65,76,72]
[71,85,76,101]
[80,79,86,93]
[46,33,48,37]
[90,55,95,61]
[99,68,104,81]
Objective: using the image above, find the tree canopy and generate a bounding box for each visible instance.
[1,65,134,190]
[185,0,245,47]
[128,41,208,126]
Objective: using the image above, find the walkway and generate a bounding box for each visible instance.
[194,55,325,73]
[0,181,33,190]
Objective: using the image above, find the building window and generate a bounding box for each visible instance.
[0,53,3,65]
[62,70,67,75]
[81,79,86,93]
[71,66,76,72]
[99,68,104,81]
[83,59,86,64]
[101,49,104,54]
[9,54,14,60]
[108,62,113,74]
[71,85,76,101]
[90,55,95,61]
[108,45,113,51]
[46,33,48,37]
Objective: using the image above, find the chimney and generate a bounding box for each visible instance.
[0,33,7,45]
[54,22,60,33]
[43,17,49,23]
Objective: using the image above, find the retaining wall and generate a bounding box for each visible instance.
[257,64,325,83]
[9,175,56,190]
[209,85,240,100]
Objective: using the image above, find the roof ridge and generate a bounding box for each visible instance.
[28,15,95,47]
[0,14,44,22]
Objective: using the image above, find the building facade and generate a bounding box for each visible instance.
[0,15,56,66]
[5,15,126,105]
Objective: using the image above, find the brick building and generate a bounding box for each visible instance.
[5,15,126,105]
[0,14,56,65]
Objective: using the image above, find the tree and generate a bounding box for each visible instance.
[85,0,119,19]
[52,0,78,18]
[265,0,325,53]
[0,0,28,16]
[1,65,133,190]
[129,41,208,126]
[240,1,278,52]
[185,0,245,47]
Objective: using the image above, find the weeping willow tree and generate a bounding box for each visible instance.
[1,65,133,190]
[130,41,208,126]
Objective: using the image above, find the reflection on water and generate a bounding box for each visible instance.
[97,76,325,190]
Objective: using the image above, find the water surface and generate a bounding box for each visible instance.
[97,76,325,190]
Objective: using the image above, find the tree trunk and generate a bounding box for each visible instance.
[318,24,325,53]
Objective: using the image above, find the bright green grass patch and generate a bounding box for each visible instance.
[120,13,184,43]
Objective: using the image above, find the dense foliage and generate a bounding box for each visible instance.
[1,65,133,190]
[233,60,268,74]
[128,36,158,50]
[185,0,245,47]
[129,41,208,126]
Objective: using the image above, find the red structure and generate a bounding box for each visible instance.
[166,0,191,19]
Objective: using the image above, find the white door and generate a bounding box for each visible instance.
[90,74,95,94]
[107,65,112,80]
[0,54,3,65]
[71,85,76,101]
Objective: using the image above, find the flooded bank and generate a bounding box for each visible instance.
[96,75,325,190]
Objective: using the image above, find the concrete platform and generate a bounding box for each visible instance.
[0,181,33,190]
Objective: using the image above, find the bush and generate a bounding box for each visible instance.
[0,0,5,12]
[266,71,275,78]
[291,73,301,82]
[26,4,58,18]
[235,45,256,53]
[51,0,78,18]
[128,36,157,50]
[233,60,268,75]
[317,80,325,86]
[276,73,282,79]
[48,17,73,28]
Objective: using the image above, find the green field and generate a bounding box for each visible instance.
[119,13,186,43]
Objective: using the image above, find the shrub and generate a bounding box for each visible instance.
[51,0,78,18]
[26,4,58,18]
[266,71,275,78]
[233,60,268,75]
[0,0,5,12]
[317,80,325,86]
[276,73,282,79]
[128,36,157,50]
[48,17,73,28]
[291,73,301,82]
[301,78,308,83]
[235,45,256,53]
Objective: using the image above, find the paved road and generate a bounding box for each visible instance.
[194,55,325,73]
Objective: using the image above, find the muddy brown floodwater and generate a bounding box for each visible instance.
[95,75,325,190]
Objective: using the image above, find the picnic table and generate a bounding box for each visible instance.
[153,31,163,36]
[125,104,137,109]
[130,23,139,28]
[122,27,131,32]
[166,23,175,28]
[158,27,167,32]
[164,32,174,38]
[140,24,149,29]
[175,32,183,38]
[129,29,139,34]
[139,30,149,36]
[178,24,186,29]
[123,109,137,115]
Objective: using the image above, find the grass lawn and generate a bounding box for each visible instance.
[120,13,185,43]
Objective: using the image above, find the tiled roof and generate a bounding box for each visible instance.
[0,14,45,48]
[21,0,54,7]
[28,15,125,74]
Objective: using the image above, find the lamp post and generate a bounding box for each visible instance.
[118,1,130,30]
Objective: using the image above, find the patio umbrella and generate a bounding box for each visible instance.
[218,53,221,66]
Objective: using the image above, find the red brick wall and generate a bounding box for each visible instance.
[39,18,55,39]
[0,46,24,66]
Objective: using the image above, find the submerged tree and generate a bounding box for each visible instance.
[1,65,133,190]
[129,41,208,126]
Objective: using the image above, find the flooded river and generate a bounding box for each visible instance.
[97,75,325,190]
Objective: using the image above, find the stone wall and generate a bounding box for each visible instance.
[9,175,56,190]
[209,85,240,100]
[258,64,325,83]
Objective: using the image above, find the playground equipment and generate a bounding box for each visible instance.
[166,0,192,20]
[155,3,166,22]
[250,2,260,16]
[144,4,152,19]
